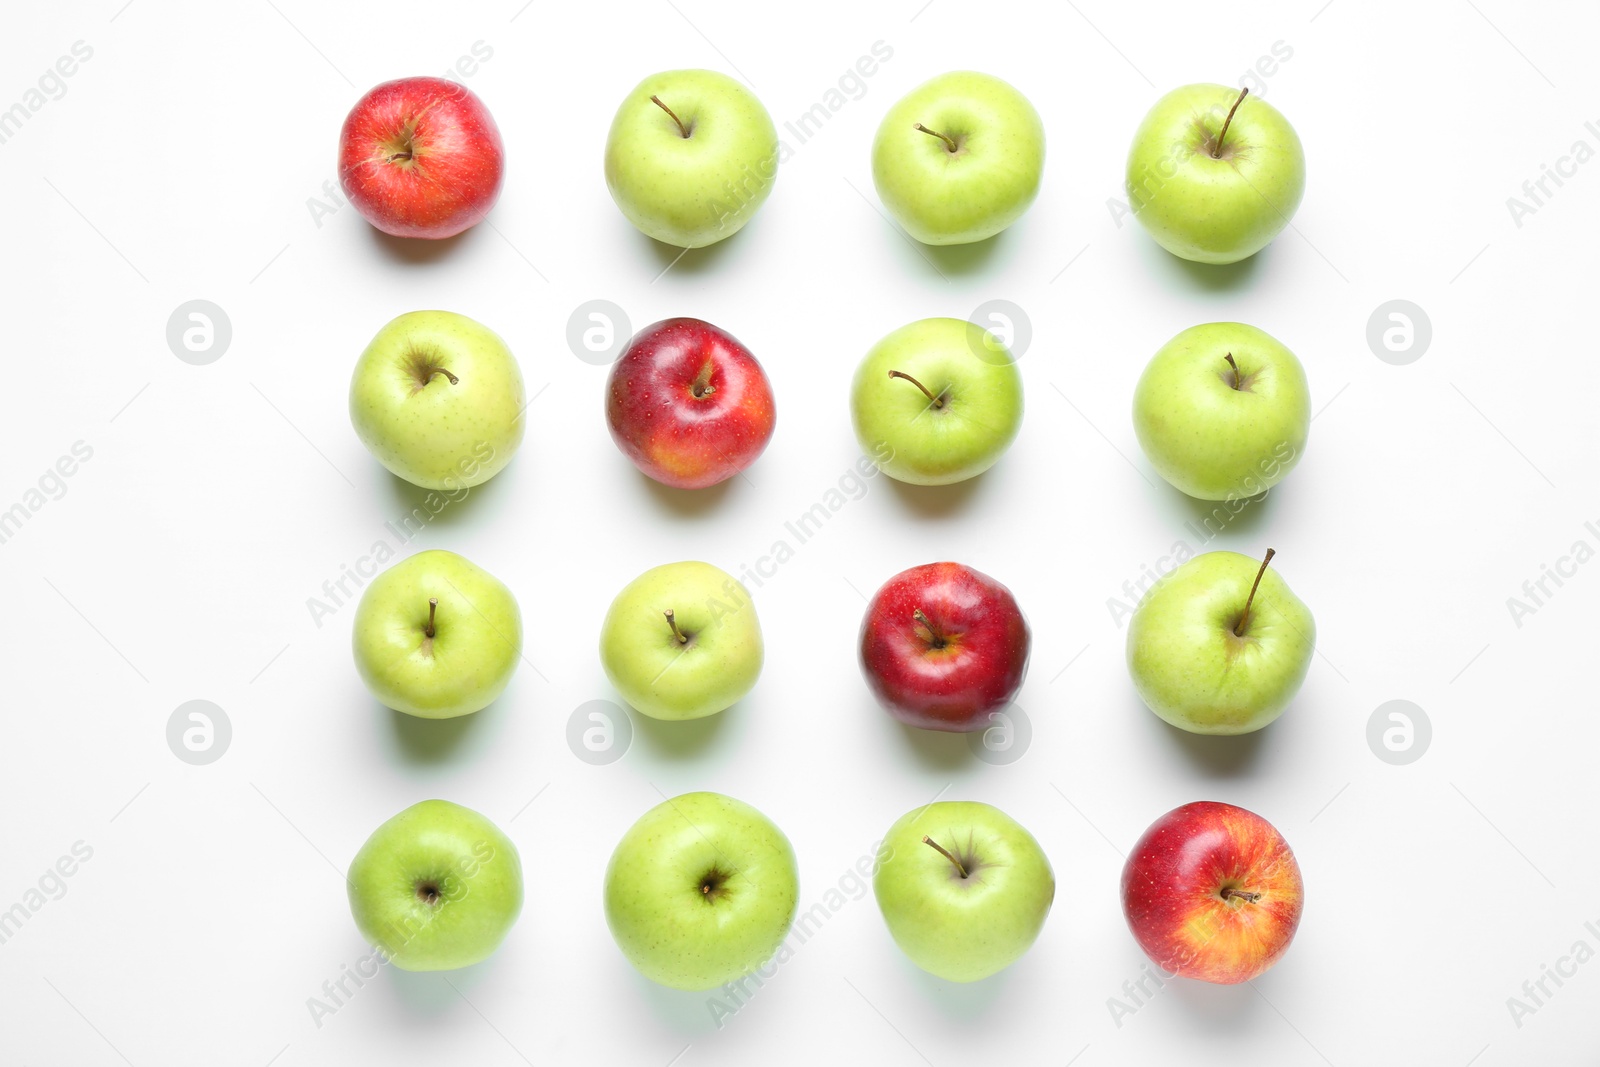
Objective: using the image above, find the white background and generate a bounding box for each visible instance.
[3,0,1597,1063]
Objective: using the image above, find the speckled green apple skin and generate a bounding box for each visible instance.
[851,317,1023,486]
[347,800,523,972]
[604,69,779,248]
[872,71,1045,245]
[1125,83,1305,264]
[604,792,798,991]
[874,801,1055,982]
[1133,322,1309,501]
[350,310,525,491]
[352,549,522,719]
[1126,551,1315,735]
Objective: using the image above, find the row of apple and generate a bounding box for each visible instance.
[341,68,1303,261]
[349,792,1302,989]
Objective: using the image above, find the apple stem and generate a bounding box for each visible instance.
[1234,548,1276,637]
[650,95,691,139]
[424,597,438,639]
[1212,87,1249,159]
[911,608,947,650]
[887,370,944,409]
[388,151,413,163]
[691,361,716,399]
[1220,886,1261,904]
[1224,353,1242,390]
[922,836,969,878]
[914,123,959,153]
[428,367,459,386]
[664,609,689,645]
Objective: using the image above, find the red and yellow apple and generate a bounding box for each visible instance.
[338,76,504,239]
[858,562,1029,732]
[1121,801,1303,984]
[605,318,776,489]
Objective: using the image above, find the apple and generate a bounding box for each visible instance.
[1132,321,1310,501]
[599,561,761,720]
[347,799,522,971]
[605,791,798,990]
[606,317,776,489]
[1126,549,1314,735]
[851,318,1023,485]
[604,70,779,248]
[352,549,522,719]
[874,800,1054,981]
[872,71,1045,246]
[349,310,526,491]
[1122,801,1303,984]
[1125,84,1305,264]
[860,562,1029,733]
[338,77,504,239]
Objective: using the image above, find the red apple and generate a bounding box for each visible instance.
[605,318,776,489]
[859,562,1030,732]
[1121,801,1304,984]
[338,77,504,239]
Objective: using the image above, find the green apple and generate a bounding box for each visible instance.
[1126,549,1315,735]
[352,549,522,719]
[347,799,522,972]
[873,801,1054,982]
[349,310,525,491]
[1132,321,1309,501]
[604,69,779,248]
[872,71,1045,245]
[604,791,798,990]
[851,317,1023,485]
[599,561,761,720]
[1125,84,1305,264]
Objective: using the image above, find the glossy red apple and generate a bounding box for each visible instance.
[338,77,504,239]
[859,562,1029,732]
[605,318,776,489]
[1121,801,1304,984]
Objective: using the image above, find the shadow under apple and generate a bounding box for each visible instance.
[630,698,742,761]
[365,222,481,265]
[383,693,508,766]
[379,950,504,1017]
[890,717,984,775]
[636,470,735,519]
[619,962,726,1035]
[1158,714,1270,777]
[1163,970,1267,1032]
[380,463,518,533]
[902,952,1019,1018]
[919,227,1010,278]
[1142,239,1265,293]
[640,225,745,279]
[885,473,988,520]
[1171,485,1275,543]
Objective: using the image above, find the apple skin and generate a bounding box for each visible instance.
[1126,551,1314,735]
[604,70,779,248]
[347,799,523,972]
[851,318,1023,486]
[350,310,526,491]
[1121,801,1303,984]
[352,549,522,719]
[874,801,1054,982]
[1125,83,1305,264]
[860,562,1029,733]
[338,77,504,239]
[606,318,776,489]
[599,561,762,721]
[1133,322,1309,501]
[604,792,799,991]
[872,71,1045,245]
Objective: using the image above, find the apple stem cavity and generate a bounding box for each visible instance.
[887,369,945,410]
[664,609,689,645]
[1220,886,1261,904]
[650,95,691,139]
[1212,87,1249,159]
[1234,548,1276,637]
[1223,352,1243,390]
[922,835,969,878]
[424,597,438,639]
[913,123,960,153]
